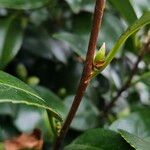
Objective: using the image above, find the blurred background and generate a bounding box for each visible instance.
[0,0,149,149]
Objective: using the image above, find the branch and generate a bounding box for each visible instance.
[103,39,150,115]
[53,0,106,149]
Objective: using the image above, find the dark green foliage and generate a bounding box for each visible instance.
[0,0,149,149]
[65,128,133,150]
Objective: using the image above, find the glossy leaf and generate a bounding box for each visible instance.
[110,109,150,138]
[130,0,150,17]
[109,0,137,24]
[65,0,95,13]
[54,13,124,57]
[0,71,63,121]
[101,11,150,71]
[53,32,88,57]
[24,29,69,63]
[34,86,67,120]
[0,15,23,69]
[64,96,100,131]
[13,86,68,138]
[99,12,124,50]
[0,0,51,9]
[65,128,133,150]
[119,130,150,150]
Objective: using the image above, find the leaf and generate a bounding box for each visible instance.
[64,96,100,131]
[0,15,24,69]
[132,71,150,87]
[99,12,125,50]
[54,13,124,57]
[24,29,69,63]
[101,11,150,71]
[64,0,95,14]
[110,109,150,138]
[34,86,67,120]
[0,103,16,116]
[8,111,54,142]
[130,0,150,17]
[65,128,133,150]
[0,115,19,141]
[14,105,46,131]
[53,32,88,57]
[14,86,67,139]
[0,71,63,121]
[64,144,103,150]
[119,130,150,150]
[72,12,92,35]
[109,0,137,24]
[0,0,51,9]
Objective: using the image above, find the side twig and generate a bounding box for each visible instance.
[53,0,106,149]
[103,40,150,115]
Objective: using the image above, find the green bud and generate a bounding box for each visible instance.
[94,42,106,62]
[93,43,106,70]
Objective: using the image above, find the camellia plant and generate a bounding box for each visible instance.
[0,0,150,150]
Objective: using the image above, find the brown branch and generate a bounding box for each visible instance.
[103,40,150,115]
[53,0,106,149]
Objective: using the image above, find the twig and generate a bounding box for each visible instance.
[53,0,106,149]
[103,40,150,115]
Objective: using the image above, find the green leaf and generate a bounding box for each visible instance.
[65,144,103,150]
[0,15,24,69]
[64,96,100,131]
[65,128,133,150]
[54,13,124,58]
[14,105,53,140]
[0,0,51,9]
[0,71,63,121]
[24,29,69,63]
[99,12,124,50]
[72,12,92,35]
[130,0,150,17]
[0,103,17,116]
[53,32,88,57]
[13,86,67,139]
[14,105,46,132]
[119,130,150,150]
[110,109,150,138]
[101,11,150,71]
[0,114,19,141]
[109,0,137,24]
[34,86,67,120]
[132,71,150,86]
[65,0,95,14]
